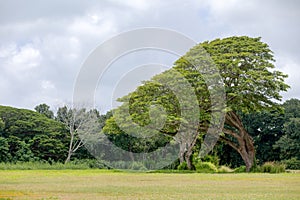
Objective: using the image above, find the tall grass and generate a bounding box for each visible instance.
[0,160,105,170]
[260,162,285,173]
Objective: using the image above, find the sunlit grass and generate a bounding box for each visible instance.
[0,170,299,199]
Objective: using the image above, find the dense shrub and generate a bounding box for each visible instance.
[260,162,285,173]
[130,162,147,171]
[281,158,300,170]
[162,159,180,170]
[195,162,218,173]
[177,162,188,170]
[68,159,108,169]
[234,166,246,173]
[200,154,220,167]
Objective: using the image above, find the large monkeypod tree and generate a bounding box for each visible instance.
[200,36,289,171]
[103,36,289,172]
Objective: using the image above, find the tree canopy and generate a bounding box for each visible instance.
[0,105,68,162]
[103,36,289,171]
[34,103,54,119]
[274,99,300,160]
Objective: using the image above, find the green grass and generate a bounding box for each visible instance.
[0,170,299,200]
[0,162,90,170]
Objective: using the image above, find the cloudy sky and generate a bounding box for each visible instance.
[0,0,299,113]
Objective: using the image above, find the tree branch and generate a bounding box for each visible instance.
[220,135,240,153]
[223,128,240,139]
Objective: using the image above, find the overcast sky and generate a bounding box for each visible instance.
[0,0,299,112]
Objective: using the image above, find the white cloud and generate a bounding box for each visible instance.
[2,44,41,77]
[277,56,300,100]
[110,0,157,11]
[68,12,117,39]
[38,35,82,63]
[0,43,17,58]
[41,80,55,90]
[11,45,40,68]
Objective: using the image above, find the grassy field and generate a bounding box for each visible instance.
[0,170,299,200]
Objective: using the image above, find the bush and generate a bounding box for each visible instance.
[200,154,220,167]
[195,162,218,173]
[177,162,188,170]
[130,162,147,171]
[281,158,300,170]
[234,166,246,173]
[250,165,262,173]
[218,165,233,173]
[109,161,130,169]
[143,160,157,170]
[260,162,285,173]
[67,159,108,169]
[162,159,180,170]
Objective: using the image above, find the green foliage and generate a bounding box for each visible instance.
[103,36,289,171]
[130,162,147,171]
[0,118,4,132]
[29,134,67,162]
[234,166,246,173]
[281,158,300,170]
[98,111,113,129]
[103,113,172,163]
[0,137,11,162]
[7,135,35,162]
[241,110,285,164]
[0,105,68,162]
[217,101,299,168]
[201,36,289,171]
[274,118,300,160]
[273,99,300,160]
[34,103,54,119]
[197,154,220,167]
[0,160,95,170]
[283,98,300,119]
[0,105,66,139]
[260,162,285,173]
[110,161,131,169]
[216,142,244,168]
[194,162,218,173]
[201,36,289,113]
[107,161,148,170]
[177,162,188,170]
[65,159,107,169]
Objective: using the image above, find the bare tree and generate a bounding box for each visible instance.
[56,105,100,163]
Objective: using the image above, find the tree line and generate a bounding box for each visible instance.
[0,99,299,169]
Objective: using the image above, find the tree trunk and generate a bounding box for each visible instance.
[175,129,200,170]
[222,111,255,172]
[129,151,135,162]
[65,133,74,164]
[178,141,186,164]
[65,151,72,164]
[185,149,193,170]
[238,132,255,172]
